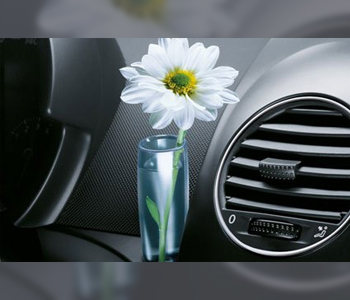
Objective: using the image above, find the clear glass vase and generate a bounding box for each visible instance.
[138,135,189,262]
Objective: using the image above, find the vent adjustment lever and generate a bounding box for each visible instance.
[259,158,301,181]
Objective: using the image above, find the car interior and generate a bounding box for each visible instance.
[1,38,350,262]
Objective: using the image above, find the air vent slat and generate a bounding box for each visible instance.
[231,157,259,170]
[242,139,350,157]
[226,176,350,200]
[299,166,350,178]
[231,157,350,178]
[259,123,350,137]
[226,197,342,222]
[286,108,343,117]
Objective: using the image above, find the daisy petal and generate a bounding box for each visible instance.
[194,92,223,109]
[167,38,186,69]
[179,38,189,50]
[130,62,148,75]
[220,89,240,104]
[131,61,143,68]
[186,95,206,111]
[160,92,185,111]
[148,44,173,71]
[200,46,220,73]
[159,38,189,53]
[158,38,171,50]
[130,75,163,86]
[197,77,222,94]
[173,99,195,130]
[183,43,206,72]
[141,54,168,79]
[195,108,218,122]
[204,66,239,87]
[138,82,167,93]
[142,93,164,113]
[131,75,166,93]
[120,67,139,81]
[142,100,163,114]
[149,110,173,130]
[121,84,157,104]
[208,109,218,119]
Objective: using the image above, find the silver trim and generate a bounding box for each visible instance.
[214,96,350,257]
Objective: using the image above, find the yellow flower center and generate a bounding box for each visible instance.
[164,70,197,96]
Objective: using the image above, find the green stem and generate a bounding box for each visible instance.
[158,129,187,262]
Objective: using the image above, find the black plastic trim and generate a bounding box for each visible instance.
[231,157,350,178]
[242,139,350,157]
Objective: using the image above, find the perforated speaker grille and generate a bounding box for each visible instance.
[57,101,224,235]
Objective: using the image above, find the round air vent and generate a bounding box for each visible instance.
[215,96,350,257]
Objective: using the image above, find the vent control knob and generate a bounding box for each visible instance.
[259,158,301,181]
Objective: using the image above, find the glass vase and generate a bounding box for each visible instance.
[138,135,189,262]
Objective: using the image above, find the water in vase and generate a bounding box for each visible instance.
[138,136,189,262]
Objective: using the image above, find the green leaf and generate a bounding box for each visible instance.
[146,196,160,227]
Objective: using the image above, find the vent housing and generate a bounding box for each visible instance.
[216,96,350,256]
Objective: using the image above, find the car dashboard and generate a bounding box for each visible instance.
[1,38,350,262]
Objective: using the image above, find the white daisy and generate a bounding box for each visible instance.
[120,38,239,130]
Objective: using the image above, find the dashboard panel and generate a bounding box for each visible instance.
[0,39,125,229]
[1,39,63,218]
